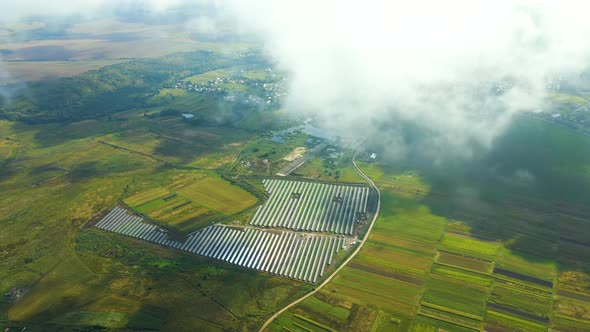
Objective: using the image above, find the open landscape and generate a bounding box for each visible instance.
[2,2,590,332]
[266,117,590,332]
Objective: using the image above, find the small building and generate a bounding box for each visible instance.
[181,113,195,119]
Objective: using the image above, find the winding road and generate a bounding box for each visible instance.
[258,149,382,332]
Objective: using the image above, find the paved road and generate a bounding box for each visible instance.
[258,149,381,332]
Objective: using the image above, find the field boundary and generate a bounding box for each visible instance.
[257,147,382,332]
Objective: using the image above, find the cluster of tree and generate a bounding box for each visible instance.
[0,50,264,124]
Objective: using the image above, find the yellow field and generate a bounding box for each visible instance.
[123,172,258,233]
[124,188,170,206]
[2,60,124,83]
[157,88,187,97]
[436,251,493,273]
[183,69,230,84]
[175,177,258,215]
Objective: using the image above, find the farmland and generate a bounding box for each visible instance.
[250,179,371,234]
[123,173,258,233]
[1,60,125,84]
[175,177,258,214]
[266,116,590,332]
[0,16,255,84]
[440,233,500,261]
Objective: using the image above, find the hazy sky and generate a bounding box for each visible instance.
[3,0,590,159]
[0,1,193,21]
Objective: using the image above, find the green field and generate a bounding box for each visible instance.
[356,243,434,277]
[430,265,492,287]
[175,177,258,214]
[495,247,557,282]
[440,233,500,261]
[485,309,547,332]
[183,68,231,84]
[421,276,488,318]
[436,251,493,273]
[325,266,423,316]
[269,116,590,331]
[129,190,219,233]
[489,282,553,321]
[123,172,259,233]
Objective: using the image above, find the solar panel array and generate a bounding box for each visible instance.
[250,179,369,234]
[95,207,173,245]
[95,207,345,283]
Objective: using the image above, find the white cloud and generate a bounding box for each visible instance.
[3,0,590,159]
[222,0,590,158]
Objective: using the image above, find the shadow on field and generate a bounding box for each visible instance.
[10,118,129,148]
[152,126,251,165]
[372,116,590,271]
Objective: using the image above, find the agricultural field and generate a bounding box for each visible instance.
[268,117,590,332]
[435,251,493,273]
[124,172,258,233]
[175,177,258,214]
[488,280,553,322]
[95,207,346,283]
[0,16,254,84]
[182,66,277,86]
[250,179,371,234]
[494,247,557,283]
[440,233,501,262]
[421,276,488,318]
[183,68,233,84]
[267,189,446,332]
[126,188,220,233]
[1,60,125,83]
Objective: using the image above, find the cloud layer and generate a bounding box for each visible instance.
[223,0,590,158]
[3,0,590,159]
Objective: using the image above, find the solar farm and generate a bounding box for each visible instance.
[94,179,372,283]
[250,179,370,234]
[95,208,347,282]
